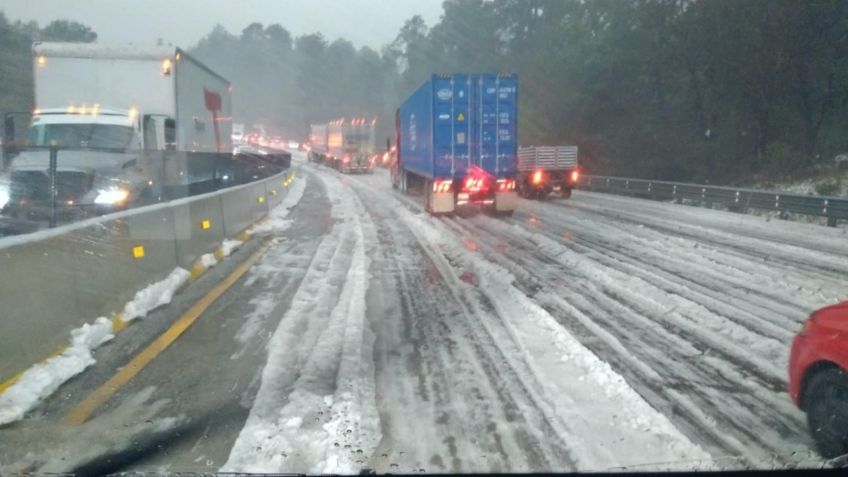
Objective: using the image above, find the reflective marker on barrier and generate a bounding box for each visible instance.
[201,219,211,230]
[258,196,265,204]
[132,245,145,259]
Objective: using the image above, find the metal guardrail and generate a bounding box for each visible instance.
[578,175,847,227]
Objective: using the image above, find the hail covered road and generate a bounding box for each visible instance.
[2,152,845,473]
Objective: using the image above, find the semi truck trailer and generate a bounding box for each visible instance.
[391,73,518,216]
[308,123,328,163]
[328,117,376,173]
[309,118,376,173]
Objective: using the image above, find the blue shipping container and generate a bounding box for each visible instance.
[398,73,518,180]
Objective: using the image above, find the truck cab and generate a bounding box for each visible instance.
[1,41,232,226]
[1,106,177,222]
[27,107,176,151]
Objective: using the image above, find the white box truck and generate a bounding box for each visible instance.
[2,42,233,221]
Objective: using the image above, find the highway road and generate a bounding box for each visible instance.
[1,152,846,473]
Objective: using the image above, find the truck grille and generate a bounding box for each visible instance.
[10,171,94,202]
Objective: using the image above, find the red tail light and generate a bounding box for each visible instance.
[343,156,350,163]
[532,170,544,185]
[497,178,516,191]
[463,177,487,192]
[433,179,453,193]
[570,169,579,183]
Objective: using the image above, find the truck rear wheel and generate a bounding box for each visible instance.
[518,182,531,199]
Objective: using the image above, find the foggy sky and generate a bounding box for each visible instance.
[0,0,443,50]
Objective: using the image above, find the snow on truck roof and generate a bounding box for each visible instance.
[32,108,137,126]
[35,106,132,116]
[33,42,176,60]
[32,42,231,84]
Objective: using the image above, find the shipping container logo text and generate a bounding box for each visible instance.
[408,113,416,151]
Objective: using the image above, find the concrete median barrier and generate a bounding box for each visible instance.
[172,195,227,270]
[0,206,179,382]
[220,182,265,238]
[0,169,290,383]
[264,178,284,210]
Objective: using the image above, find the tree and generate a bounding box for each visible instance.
[265,24,292,52]
[40,20,97,42]
[183,0,848,183]
[0,16,98,115]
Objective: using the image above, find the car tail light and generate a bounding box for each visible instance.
[463,177,487,192]
[497,178,516,191]
[433,179,453,193]
[343,156,350,163]
[570,169,580,183]
[532,170,544,185]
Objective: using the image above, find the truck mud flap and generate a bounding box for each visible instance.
[494,190,518,212]
[427,190,455,215]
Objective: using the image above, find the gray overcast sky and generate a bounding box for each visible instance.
[0,0,443,50]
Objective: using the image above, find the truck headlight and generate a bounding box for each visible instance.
[94,187,129,205]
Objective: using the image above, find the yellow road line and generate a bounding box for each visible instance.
[0,175,301,401]
[110,313,128,333]
[0,346,68,394]
[0,175,300,401]
[0,372,24,395]
[62,239,273,425]
[189,260,209,281]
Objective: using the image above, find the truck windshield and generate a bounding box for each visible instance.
[26,123,135,149]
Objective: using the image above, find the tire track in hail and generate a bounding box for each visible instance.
[436,211,811,462]
[342,172,578,471]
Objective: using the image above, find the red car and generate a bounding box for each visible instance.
[789,301,848,458]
